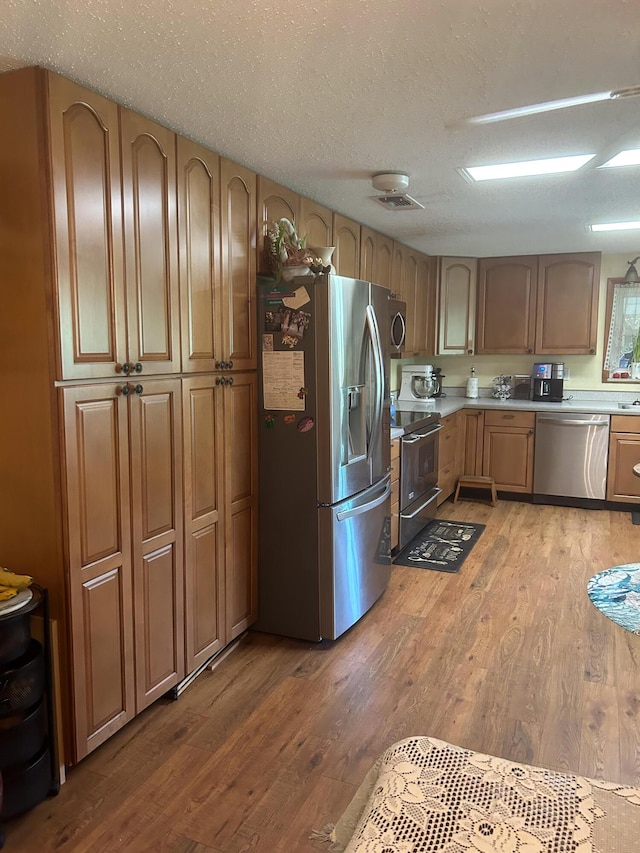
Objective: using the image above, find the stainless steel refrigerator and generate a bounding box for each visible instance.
[255,274,391,641]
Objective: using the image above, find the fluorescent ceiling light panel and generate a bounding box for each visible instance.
[462,154,596,182]
[589,221,640,232]
[466,91,612,125]
[599,149,640,168]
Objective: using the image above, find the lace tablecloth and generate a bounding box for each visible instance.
[328,736,640,852]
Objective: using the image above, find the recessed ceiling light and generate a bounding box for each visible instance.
[589,221,640,232]
[461,154,596,182]
[599,149,640,168]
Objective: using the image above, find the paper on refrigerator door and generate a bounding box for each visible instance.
[262,351,306,411]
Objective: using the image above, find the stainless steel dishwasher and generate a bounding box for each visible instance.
[533,411,610,504]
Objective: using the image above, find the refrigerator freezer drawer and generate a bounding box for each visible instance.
[318,476,392,640]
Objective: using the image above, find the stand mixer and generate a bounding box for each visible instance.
[397,365,437,410]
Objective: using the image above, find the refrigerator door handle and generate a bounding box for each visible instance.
[336,480,392,522]
[365,304,384,459]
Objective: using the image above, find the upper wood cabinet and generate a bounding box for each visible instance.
[177,137,221,374]
[476,256,538,355]
[535,252,600,354]
[48,75,180,380]
[299,196,333,252]
[360,226,394,288]
[220,158,257,371]
[120,109,181,376]
[415,254,437,356]
[47,72,127,380]
[333,213,361,279]
[257,176,300,275]
[437,257,478,355]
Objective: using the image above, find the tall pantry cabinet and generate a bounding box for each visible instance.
[0,67,257,763]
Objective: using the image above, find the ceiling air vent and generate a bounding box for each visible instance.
[371,193,425,211]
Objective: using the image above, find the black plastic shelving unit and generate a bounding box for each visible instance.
[0,584,59,847]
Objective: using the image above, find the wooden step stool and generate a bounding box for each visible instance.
[453,475,498,506]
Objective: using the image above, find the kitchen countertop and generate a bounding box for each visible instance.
[390,396,640,436]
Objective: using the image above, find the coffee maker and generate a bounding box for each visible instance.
[531,363,564,402]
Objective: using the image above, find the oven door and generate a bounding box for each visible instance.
[400,423,441,510]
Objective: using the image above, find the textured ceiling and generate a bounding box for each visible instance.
[1,0,639,258]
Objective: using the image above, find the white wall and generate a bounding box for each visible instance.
[392,253,632,393]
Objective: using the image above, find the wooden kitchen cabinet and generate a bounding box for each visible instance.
[535,252,600,354]
[360,226,394,288]
[390,438,400,552]
[177,137,221,374]
[476,256,538,354]
[220,157,258,371]
[63,378,184,759]
[120,109,181,376]
[414,254,437,356]
[0,66,259,765]
[333,213,361,279]
[182,372,258,669]
[299,196,333,252]
[437,257,477,355]
[257,176,301,275]
[607,415,640,503]
[483,410,535,493]
[437,411,461,505]
[461,410,485,476]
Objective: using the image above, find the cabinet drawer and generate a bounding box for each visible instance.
[484,410,535,429]
[391,455,400,483]
[611,414,640,434]
[440,411,458,432]
[437,464,456,504]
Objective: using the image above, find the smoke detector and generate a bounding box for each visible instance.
[372,172,410,193]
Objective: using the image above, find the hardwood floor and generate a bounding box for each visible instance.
[6,499,640,851]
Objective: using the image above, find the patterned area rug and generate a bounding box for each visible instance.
[393,520,485,573]
[587,564,640,634]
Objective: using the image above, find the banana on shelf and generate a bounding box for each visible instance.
[0,585,19,601]
[0,567,33,591]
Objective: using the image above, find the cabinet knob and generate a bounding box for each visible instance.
[134,384,144,395]
[120,362,131,375]
[527,348,533,354]
[467,348,473,355]
[118,384,131,396]
[227,376,234,386]
[133,362,143,373]
[589,348,595,354]
[216,361,223,369]
[529,429,534,435]
[227,360,234,369]
[216,376,226,386]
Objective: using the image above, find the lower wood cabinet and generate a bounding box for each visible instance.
[390,438,400,551]
[63,378,184,761]
[182,372,258,674]
[607,415,640,503]
[461,410,485,476]
[437,411,461,505]
[483,410,535,493]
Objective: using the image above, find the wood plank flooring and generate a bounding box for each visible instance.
[6,499,640,851]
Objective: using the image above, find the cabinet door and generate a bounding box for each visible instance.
[374,234,394,289]
[333,213,361,279]
[183,376,226,672]
[120,109,180,375]
[177,136,221,374]
[535,253,601,354]
[129,378,184,711]
[607,433,640,503]
[415,254,437,356]
[477,256,537,354]
[224,372,259,641]
[62,384,134,761]
[462,410,485,476]
[47,73,127,380]
[360,226,376,283]
[401,248,420,355]
[257,176,300,275]
[437,257,477,355]
[483,426,534,493]
[220,158,257,371]
[299,196,333,252]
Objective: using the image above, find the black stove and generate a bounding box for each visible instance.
[391,408,441,433]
